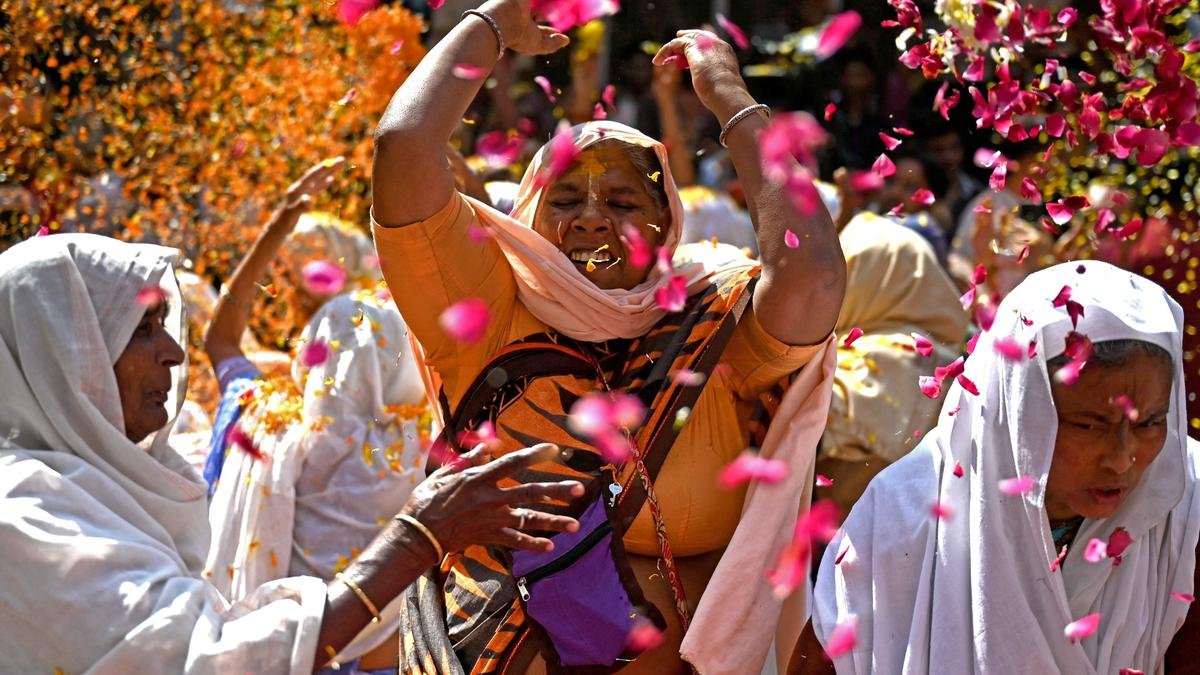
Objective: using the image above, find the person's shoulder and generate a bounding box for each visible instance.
[843,445,941,548]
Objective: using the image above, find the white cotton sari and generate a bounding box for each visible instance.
[813,260,1200,674]
[0,233,326,674]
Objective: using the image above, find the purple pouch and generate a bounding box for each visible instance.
[510,490,661,667]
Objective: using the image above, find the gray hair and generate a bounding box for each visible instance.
[1046,338,1173,376]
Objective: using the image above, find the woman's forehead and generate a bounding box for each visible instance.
[559,144,643,182]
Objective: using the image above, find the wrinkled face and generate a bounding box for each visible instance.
[114,299,185,443]
[532,143,668,290]
[1046,353,1173,521]
[879,158,929,215]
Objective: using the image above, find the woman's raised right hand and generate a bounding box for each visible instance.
[402,443,583,554]
[478,0,570,56]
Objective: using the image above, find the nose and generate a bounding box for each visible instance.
[158,330,186,367]
[571,200,613,236]
[1098,423,1138,474]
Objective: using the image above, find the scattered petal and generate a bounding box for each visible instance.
[824,102,837,121]
[842,327,864,347]
[816,474,834,487]
[626,617,665,652]
[918,375,942,399]
[956,373,979,395]
[301,260,347,296]
[671,368,707,387]
[135,285,167,307]
[912,333,934,357]
[872,153,896,178]
[784,229,800,248]
[654,274,689,312]
[1171,592,1196,603]
[879,132,902,151]
[953,461,964,478]
[816,11,862,59]
[452,63,488,80]
[337,0,382,26]
[910,188,935,206]
[1064,613,1101,642]
[534,75,557,103]
[993,336,1026,361]
[1111,394,1139,422]
[1107,527,1133,559]
[824,615,859,658]
[439,297,491,343]
[717,450,790,489]
[475,131,525,169]
[999,475,1036,495]
[228,424,264,462]
[931,500,953,520]
[299,339,331,367]
[715,13,750,50]
[1083,538,1108,563]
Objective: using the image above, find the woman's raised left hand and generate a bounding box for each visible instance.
[652,30,754,123]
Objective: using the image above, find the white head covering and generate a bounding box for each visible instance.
[0,233,207,567]
[206,290,429,658]
[814,260,1199,674]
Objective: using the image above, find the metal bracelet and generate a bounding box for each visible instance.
[718,103,771,148]
[461,10,505,60]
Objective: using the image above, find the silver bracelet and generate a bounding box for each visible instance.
[462,10,505,60]
[719,103,771,148]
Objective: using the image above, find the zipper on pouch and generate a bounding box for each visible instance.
[517,519,613,601]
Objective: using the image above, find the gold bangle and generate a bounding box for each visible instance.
[334,571,381,624]
[395,514,445,562]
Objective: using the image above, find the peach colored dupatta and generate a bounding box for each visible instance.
[409,121,836,673]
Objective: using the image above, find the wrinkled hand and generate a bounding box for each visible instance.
[283,156,344,212]
[652,30,751,119]
[479,0,570,56]
[403,443,583,555]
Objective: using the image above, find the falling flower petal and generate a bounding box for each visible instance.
[476,131,525,169]
[910,187,935,206]
[1111,394,1139,422]
[879,132,902,151]
[302,260,347,296]
[534,75,557,103]
[439,297,491,343]
[784,229,800,248]
[715,13,750,50]
[228,424,264,462]
[872,153,896,178]
[671,368,706,387]
[626,617,665,652]
[135,285,167,307]
[337,0,382,26]
[299,339,331,367]
[1171,592,1196,603]
[1083,538,1108,563]
[842,327,864,347]
[999,475,1036,495]
[767,499,842,598]
[993,336,1026,361]
[824,103,837,121]
[953,461,964,478]
[816,11,862,59]
[621,224,653,269]
[824,616,859,658]
[654,274,689,312]
[1107,527,1133,559]
[1113,217,1144,240]
[534,123,580,189]
[1064,613,1101,642]
[452,63,488,80]
[931,500,953,520]
[816,474,834,487]
[918,375,942,399]
[601,84,617,110]
[531,0,619,32]
[956,373,980,395]
[718,451,790,489]
[911,332,934,356]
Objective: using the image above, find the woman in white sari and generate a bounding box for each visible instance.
[794,260,1200,674]
[0,232,583,673]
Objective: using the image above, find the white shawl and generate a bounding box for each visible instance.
[0,234,325,674]
[813,260,1200,674]
[206,291,429,661]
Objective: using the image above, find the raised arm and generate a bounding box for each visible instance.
[654,32,846,346]
[204,158,343,368]
[371,0,569,227]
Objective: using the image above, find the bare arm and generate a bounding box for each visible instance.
[204,158,343,369]
[786,619,837,675]
[372,0,569,227]
[654,32,846,346]
[312,444,584,669]
[652,64,697,187]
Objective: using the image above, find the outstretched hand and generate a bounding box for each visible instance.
[403,443,584,555]
[480,0,570,56]
[283,156,345,212]
[652,30,752,120]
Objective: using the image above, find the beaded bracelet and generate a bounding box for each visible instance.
[462,10,506,60]
[719,103,771,148]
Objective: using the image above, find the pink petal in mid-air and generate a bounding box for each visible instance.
[824,615,859,658]
[439,297,491,343]
[626,617,665,652]
[475,130,525,169]
[534,75,557,103]
[452,63,488,80]
[299,339,331,367]
[1107,527,1133,559]
[654,274,689,312]
[1083,538,1108,563]
[715,13,750,50]
[717,450,790,489]
[956,373,980,395]
[999,475,1036,495]
[535,123,580,189]
[842,327,864,347]
[816,474,834,487]
[816,11,862,59]
[1064,613,1101,642]
[337,0,381,26]
[953,461,964,478]
[931,500,953,520]
[993,336,1026,361]
[301,260,348,296]
[910,188,935,206]
[872,153,896,178]
[1171,592,1196,603]
[1111,394,1139,422]
[784,229,801,248]
[135,285,168,307]
[621,224,653,269]
[912,333,934,356]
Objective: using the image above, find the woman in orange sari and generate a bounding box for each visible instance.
[371,2,846,672]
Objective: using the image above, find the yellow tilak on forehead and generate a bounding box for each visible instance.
[578,155,608,176]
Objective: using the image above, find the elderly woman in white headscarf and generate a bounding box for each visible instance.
[791,260,1200,674]
[0,232,584,673]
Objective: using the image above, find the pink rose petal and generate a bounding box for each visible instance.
[953,461,964,478]
[912,333,934,357]
[227,424,265,462]
[534,75,557,103]
[918,375,942,399]
[824,103,837,121]
[671,368,707,387]
[654,274,689,312]
[534,123,580,189]
[621,224,653,269]
[1111,394,1139,422]
[626,617,665,652]
[956,373,980,395]
[1083,538,1108,563]
[475,130,525,169]
[879,132,902,151]
[910,188,935,206]
[1171,592,1196,603]
[872,153,896,178]
[717,451,790,489]
[715,13,750,50]
[301,260,347,296]
[337,0,381,26]
[816,474,834,487]
[452,63,488,80]
[816,11,862,59]
[824,615,859,658]
[784,229,800,248]
[999,475,1036,495]
[1064,613,1101,642]
[993,336,1026,361]
[135,285,167,307]
[439,297,491,343]
[1107,527,1133,559]
[842,327,864,347]
[299,338,331,367]
[931,500,953,520]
